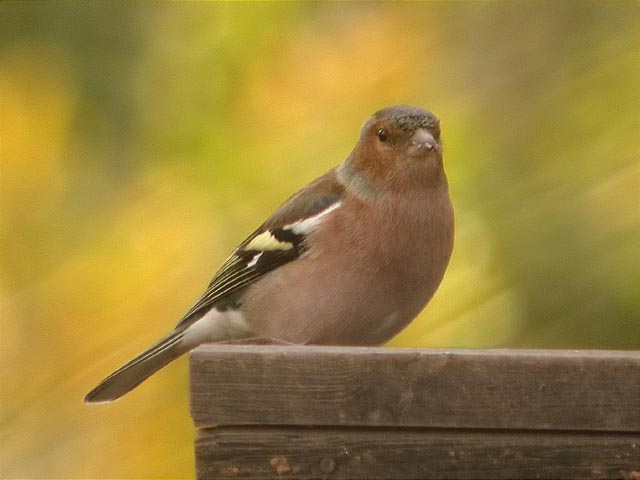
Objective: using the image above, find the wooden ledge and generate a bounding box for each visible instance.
[190,346,640,479]
[190,346,640,431]
[195,427,640,480]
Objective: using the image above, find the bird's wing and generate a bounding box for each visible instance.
[176,167,345,327]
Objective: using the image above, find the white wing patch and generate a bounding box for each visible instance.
[283,201,342,235]
[246,252,263,268]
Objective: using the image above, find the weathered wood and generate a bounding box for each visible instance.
[196,426,640,479]
[190,345,640,431]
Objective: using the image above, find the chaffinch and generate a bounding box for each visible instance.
[85,105,454,403]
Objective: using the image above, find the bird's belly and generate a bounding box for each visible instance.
[240,250,442,345]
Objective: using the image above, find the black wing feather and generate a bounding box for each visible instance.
[177,236,302,325]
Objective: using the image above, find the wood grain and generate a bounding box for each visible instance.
[190,345,640,431]
[195,426,640,480]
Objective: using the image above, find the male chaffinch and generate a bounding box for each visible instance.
[85,105,454,403]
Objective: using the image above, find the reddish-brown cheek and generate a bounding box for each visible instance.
[351,139,395,187]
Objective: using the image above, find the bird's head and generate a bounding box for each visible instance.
[341,105,445,196]
[366,105,442,160]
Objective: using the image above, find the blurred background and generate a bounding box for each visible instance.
[1,2,638,477]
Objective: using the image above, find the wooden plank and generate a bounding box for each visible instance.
[190,346,640,431]
[195,426,640,480]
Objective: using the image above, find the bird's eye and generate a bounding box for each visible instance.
[377,128,389,142]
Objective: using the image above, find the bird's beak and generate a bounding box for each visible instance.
[408,128,438,158]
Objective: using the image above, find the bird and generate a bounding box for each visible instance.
[84,105,454,403]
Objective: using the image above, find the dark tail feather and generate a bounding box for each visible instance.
[84,331,188,403]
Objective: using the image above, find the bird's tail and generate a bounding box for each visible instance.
[84,330,188,403]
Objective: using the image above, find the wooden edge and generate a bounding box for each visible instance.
[192,344,640,359]
[190,346,640,431]
[195,426,640,480]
